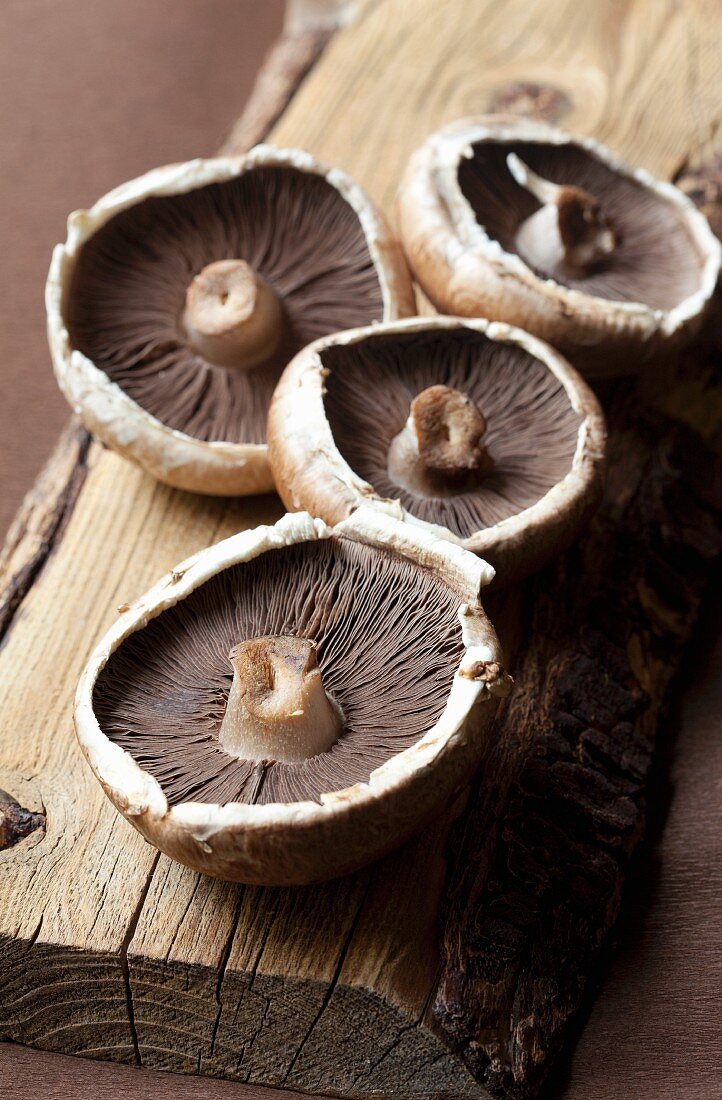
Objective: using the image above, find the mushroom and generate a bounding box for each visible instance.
[46,146,415,495]
[396,117,721,376]
[76,510,510,885]
[267,317,606,583]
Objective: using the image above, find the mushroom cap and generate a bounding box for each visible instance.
[46,146,415,495]
[396,117,721,376]
[267,317,606,584]
[75,510,508,885]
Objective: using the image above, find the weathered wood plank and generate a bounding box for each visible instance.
[271,0,721,197]
[1,1,722,1098]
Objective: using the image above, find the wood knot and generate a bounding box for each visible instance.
[0,789,45,851]
[486,81,571,123]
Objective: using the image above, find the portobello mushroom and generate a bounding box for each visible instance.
[46,146,415,494]
[76,511,509,885]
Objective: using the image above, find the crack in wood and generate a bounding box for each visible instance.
[348,1019,418,1091]
[238,990,273,1081]
[282,877,373,1087]
[162,877,202,966]
[26,915,44,953]
[120,852,160,1066]
[232,891,287,1075]
[206,887,247,1064]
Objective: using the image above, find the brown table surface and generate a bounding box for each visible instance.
[0,0,283,539]
[1,2,721,1098]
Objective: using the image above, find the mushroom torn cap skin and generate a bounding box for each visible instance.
[396,117,722,377]
[267,316,607,586]
[75,510,509,885]
[46,147,416,496]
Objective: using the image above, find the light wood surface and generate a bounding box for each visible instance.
[1,1,721,1097]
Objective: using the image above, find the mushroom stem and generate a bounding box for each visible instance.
[218,635,342,763]
[507,152,616,275]
[183,259,284,370]
[388,384,493,495]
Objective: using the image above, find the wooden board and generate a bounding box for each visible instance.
[2,2,722,1098]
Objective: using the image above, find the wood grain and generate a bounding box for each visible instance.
[1,1,722,1098]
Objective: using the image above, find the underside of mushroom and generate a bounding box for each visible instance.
[321,327,585,538]
[79,513,505,883]
[457,138,706,309]
[267,318,606,582]
[65,164,388,446]
[93,538,467,805]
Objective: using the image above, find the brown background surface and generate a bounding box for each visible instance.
[1,2,721,1099]
[0,0,284,537]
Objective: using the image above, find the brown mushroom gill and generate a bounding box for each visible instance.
[93,539,464,806]
[66,166,384,444]
[322,329,582,538]
[458,141,705,309]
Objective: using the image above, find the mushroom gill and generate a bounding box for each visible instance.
[66,165,385,445]
[92,539,464,806]
[458,140,705,309]
[322,328,582,538]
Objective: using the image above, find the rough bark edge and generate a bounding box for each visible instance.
[433,159,722,1098]
[219,27,337,157]
[0,419,92,644]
